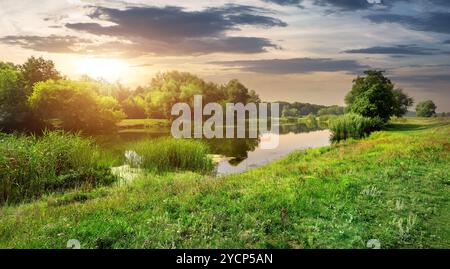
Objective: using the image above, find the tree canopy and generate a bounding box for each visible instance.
[29,80,125,133]
[345,70,413,122]
[145,71,260,119]
[20,56,62,94]
[277,102,327,117]
[1,58,66,132]
[392,89,414,117]
[0,63,29,131]
[416,100,437,117]
[317,105,345,116]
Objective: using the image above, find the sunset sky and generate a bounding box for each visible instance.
[1,0,449,110]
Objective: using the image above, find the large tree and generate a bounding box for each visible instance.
[20,56,62,94]
[29,80,125,133]
[416,100,437,117]
[393,88,414,117]
[0,57,64,132]
[345,70,413,122]
[0,63,30,131]
[223,79,260,104]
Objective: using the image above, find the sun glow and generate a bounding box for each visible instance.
[77,58,127,81]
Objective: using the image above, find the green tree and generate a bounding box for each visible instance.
[29,80,125,133]
[317,106,345,116]
[144,71,260,119]
[224,79,260,104]
[392,89,414,117]
[122,95,146,118]
[345,70,412,122]
[278,102,326,116]
[416,100,437,117]
[0,63,30,131]
[282,107,299,117]
[20,56,62,94]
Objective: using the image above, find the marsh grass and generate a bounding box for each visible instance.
[0,131,117,204]
[128,138,213,173]
[330,113,384,142]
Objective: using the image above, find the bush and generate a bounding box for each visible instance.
[128,138,213,173]
[0,131,117,204]
[330,113,384,142]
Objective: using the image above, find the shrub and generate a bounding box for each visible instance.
[0,131,116,204]
[128,138,213,173]
[330,113,384,142]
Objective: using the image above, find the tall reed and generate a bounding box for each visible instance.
[330,113,384,142]
[0,131,116,204]
[128,138,213,173]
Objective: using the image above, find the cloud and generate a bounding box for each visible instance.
[393,74,450,83]
[0,35,91,53]
[67,5,286,39]
[310,0,450,12]
[261,0,304,7]
[391,73,450,96]
[366,12,450,34]
[313,0,373,11]
[0,35,150,58]
[444,40,450,44]
[426,0,450,7]
[64,5,286,55]
[127,36,279,55]
[209,58,369,74]
[343,45,441,55]
[130,63,153,68]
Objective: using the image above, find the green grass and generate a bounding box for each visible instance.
[127,138,214,173]
[330,113,385,142]
[0,118,448,248]
[0,131,117,204]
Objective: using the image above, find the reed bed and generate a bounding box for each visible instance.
[127,137,213,173]
[0,131,116,204]
[330,113,384,142]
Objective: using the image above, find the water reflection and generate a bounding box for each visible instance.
[215,129,331,175]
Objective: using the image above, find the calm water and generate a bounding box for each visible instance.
[215,129,331,175]
[96,122,331,175]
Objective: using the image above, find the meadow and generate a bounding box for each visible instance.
[0,117,448,248]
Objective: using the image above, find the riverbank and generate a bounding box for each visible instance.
[0,117,448,248]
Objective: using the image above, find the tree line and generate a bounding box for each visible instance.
[279,102,345,117]
[0,57,262,133]
[1,57,441,134]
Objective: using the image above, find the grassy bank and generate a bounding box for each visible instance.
[0,118,448,248]
[0,132,117,204]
